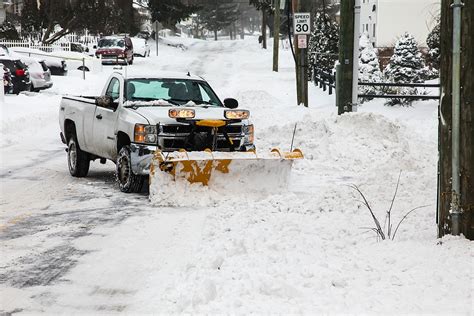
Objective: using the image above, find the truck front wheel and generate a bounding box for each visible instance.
[116,145,144,193]
[68,136,90,177]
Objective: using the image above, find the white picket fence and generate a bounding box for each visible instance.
[0,31,100,53]
[0,39,71,52]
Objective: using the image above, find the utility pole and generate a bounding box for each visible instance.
[262,8,268,49]
[293,0,301,104]
[293,0,309,107]
[273,0,281,72]
[301,0,309,107]
[336,0,355,115]
[438,0,473,240]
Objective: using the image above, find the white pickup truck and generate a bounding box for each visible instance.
[59,71,255,192]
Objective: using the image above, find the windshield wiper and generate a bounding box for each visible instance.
[124,97,179,108]
[168,98,217,106]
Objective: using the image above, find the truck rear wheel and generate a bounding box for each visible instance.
[68,136,90,177]
[116,145,144,193]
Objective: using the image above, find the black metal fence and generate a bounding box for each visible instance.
[358,82,441,100]
[312,67,336,95]
[311,66,440,100]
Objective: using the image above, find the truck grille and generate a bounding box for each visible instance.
[161,124,242,135]
[159,123,244,152]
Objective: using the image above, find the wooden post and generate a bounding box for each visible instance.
[273,0,281,72]
[262,9,267,49]
[301,0,309,107]
[438,0,474,239]
[293,0,301,104]
[336,0,355,115]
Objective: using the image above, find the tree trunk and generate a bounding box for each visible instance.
[262,9,267,49]
[214,29,218,41]
[438,0,474,239]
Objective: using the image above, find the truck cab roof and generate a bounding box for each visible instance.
[111,70,205,81]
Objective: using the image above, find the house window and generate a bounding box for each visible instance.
[373,24,376,37]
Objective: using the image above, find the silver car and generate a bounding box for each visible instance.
[22,57,53,92]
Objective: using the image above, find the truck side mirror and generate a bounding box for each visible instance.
[96,95,118,110]
[224,98,238,109]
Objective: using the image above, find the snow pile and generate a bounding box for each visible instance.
[150,158,295,207]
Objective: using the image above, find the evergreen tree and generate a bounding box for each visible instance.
[197,2,239,41]
[383,33,425,106]
[20,0,42,38]
[426,17,440,70]
[148,0,198,31]
[308,12,339,78]
[358,33,382,103]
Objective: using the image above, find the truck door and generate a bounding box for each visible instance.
[92,77,120,159]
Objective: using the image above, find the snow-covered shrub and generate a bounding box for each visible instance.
[383,33,426,106]
[0,21,20,40]
[358,33,383,103]
[308,12,339,79]
[426,18,440,71]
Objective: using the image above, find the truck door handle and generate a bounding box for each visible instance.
[96,114,103,120]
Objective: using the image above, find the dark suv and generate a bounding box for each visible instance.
[95,36,134,65]
[0,57,31,94]
[3,63,13,94]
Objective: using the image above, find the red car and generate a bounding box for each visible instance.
[95,36,134,65]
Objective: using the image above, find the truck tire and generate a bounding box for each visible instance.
[68,136,90,177]
[116,145,144,193]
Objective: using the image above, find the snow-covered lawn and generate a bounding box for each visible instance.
[0,37,472,314]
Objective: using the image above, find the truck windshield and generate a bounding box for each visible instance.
[124,79,222,106]
[98,38,124,48]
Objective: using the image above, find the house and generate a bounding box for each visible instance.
[360,0,439,48]
[5,0,22,16]
[1,0,12,24]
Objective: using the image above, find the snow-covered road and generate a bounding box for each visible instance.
[1,37,472,314]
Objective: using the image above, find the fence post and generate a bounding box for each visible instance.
[82,58,86,80]
[0,63,4,103]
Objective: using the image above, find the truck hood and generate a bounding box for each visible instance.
[130,106,249,125]
[96,48,124,55]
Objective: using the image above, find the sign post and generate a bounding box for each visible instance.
[294,12,311,107]
[153,21,160,56]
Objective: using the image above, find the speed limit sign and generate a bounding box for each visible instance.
[294,13,311,35]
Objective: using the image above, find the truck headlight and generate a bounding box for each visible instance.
[134,124,157,144]
[169,109,195,119]
[225,110,250,119]
[244,124,254,144]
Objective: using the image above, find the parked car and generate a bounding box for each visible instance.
[70,42,90,54]
[136,30,151,40]
[131,37,150,57]
[0,56,31,94]
[20,56,53,92]
[2,63,13,94]
[9,47,68,76]
[95,35,134,65]
[0,44,10,56]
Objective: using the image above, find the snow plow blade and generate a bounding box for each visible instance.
[149,149,303,194]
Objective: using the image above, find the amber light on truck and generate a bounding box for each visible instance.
[169,109,195,119]
[225,110,250,120]
[244,124,254,144]
[134,124,157,144]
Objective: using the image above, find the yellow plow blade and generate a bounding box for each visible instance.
[149,148,303,195]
